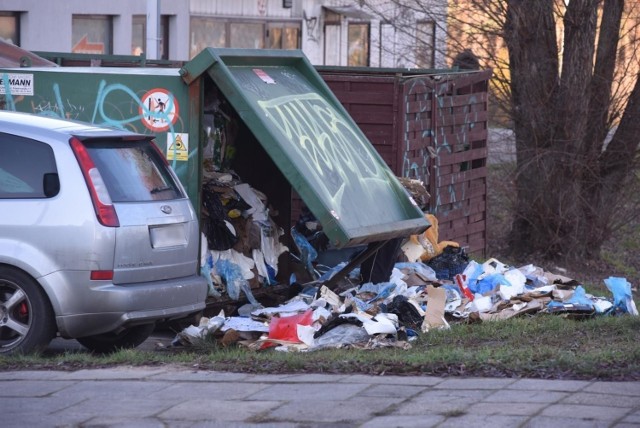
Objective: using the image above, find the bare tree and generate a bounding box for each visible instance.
[365,0,640,261]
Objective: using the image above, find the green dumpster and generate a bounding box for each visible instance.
[0,47,429,298]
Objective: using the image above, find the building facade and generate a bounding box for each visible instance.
[0,0,448,68]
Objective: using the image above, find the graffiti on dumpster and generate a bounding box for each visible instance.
[0,73,181,134]
[401,79,482,214]
[258,92,409,226]
[0,73,190,172]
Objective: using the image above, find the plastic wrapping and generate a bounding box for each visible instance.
[291,227,318,278]
[604,277,639,315]
[214,258,258,305]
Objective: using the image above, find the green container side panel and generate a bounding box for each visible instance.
[0,67,201,208]
[190,48,429,248]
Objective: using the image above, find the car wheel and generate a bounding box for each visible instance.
[0,267,56,354]
[76,323,156,354]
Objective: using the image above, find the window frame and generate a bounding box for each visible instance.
[415,20,436,69]
[0,12,20,46]
[347,22,370,67]
[189,17,301,59]
[132,14,170,59]
[71,14,114,55]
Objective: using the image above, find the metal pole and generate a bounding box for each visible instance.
[146,0,160,60]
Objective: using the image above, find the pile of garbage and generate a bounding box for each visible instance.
[199,169,288,305]
[187,173,638,352]
[173,253,639,351]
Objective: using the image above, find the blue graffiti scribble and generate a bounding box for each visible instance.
[1,73,16,111]
[53,83,65,118]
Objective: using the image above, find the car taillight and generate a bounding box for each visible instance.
[69,137,120,227]
[90,270,114,281]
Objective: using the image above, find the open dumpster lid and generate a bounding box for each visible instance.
[0,40,58,68]
[183,48,429,248]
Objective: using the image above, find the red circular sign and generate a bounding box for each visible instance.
[139,88,179,132]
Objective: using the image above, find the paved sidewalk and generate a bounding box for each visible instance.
[1,367,639,427]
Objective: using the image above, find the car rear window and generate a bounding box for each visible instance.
[83,138,184,202]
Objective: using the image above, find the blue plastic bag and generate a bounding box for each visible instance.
[200,252,221,297]
[469,273,509,295]
[291,228,318,278]
[604,277,639,315]
[214,259,258,305]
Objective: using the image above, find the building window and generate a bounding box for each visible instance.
[268,23,300,49]
[415,20,435,68]
[72,15,112,54]
[0,12,20,46]
[190,18,300,58]
[132,15,169,59]
[348,23,369,66]
[190,17,226,58]
[230,22,265,49]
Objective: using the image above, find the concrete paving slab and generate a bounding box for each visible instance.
[51,396,177,419]
[344,374,443,386]
[358,383,429,399]
[158,398,283,422]
[437,413,528,427]
[80,418,188,428]
[273,373,351,383]
[266,396,402,424]
[0,379,76,397]
[434,377,516,390]
[582,381,640,396]
[466,401,548,416]
[561,391,640,408]
[49,379,172,400]
[1,367,638,427]
[0,395,86,416]
[360,414,445,427]
[622,409,640,424]
[148,380,271,401]
[150,370,249,383]
[482,388,568,403]
[246,382,368,401]
[190,422,298,428]
[508,378,590,392]
[523,415,610,428]
[541,403,631,421]
[59,367,168,380]
[0,370,71,381]
[397,388,497,414]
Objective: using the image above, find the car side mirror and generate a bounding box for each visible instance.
[43,172,60,198]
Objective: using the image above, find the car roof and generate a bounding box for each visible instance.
[0,110,148,139]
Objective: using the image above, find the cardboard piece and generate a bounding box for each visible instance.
[421,285,449,332]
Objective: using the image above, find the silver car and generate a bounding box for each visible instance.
[0,111,207,354]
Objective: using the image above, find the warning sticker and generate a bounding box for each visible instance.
[166,133,189,161]
[253,69,276,84]
[139,88,179,132]
[0,73,34,96]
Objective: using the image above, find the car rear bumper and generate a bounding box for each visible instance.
[39,271,208,338]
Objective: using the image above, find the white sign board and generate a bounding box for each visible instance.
[0,73,34,96]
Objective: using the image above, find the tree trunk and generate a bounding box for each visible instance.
[504,0,563,255]
[504,0,632,260]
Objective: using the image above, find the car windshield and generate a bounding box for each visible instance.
[84,139,183,202]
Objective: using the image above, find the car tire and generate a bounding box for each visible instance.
[76,323,156,354]
[0,266,56,354]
